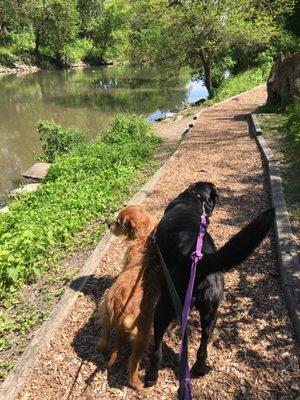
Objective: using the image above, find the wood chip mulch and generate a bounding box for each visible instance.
[17,85,299,400]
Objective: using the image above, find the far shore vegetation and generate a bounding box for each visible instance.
[0,0,299,98]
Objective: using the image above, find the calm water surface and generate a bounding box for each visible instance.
[0,65,208,193]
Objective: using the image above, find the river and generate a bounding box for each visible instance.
[0,64,208,194]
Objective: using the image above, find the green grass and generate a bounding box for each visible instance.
[257,105,300,253]
[207,63,272,105]
[0,114,160,296]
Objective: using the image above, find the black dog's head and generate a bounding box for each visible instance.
[187,181,219,216]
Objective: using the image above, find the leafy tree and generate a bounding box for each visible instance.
[129,0,169,63]
[77,0,104,38]
[144,0,296,97]
[286,0,300,37]
[42,0,79,61]
[0,0,26,35]
[24,0,78,60]
[89,0,131,62]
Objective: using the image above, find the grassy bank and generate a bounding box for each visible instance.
[257,104,300,253]
[0,114,161,380]
[206,63,272,105]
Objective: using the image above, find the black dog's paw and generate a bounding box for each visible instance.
[144,371,158,387]
[190,363,212,377]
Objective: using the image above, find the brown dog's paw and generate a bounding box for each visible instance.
[190,363,212,377]
[129,378,143,391]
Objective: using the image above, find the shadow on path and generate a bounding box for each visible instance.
[69,274,178,393]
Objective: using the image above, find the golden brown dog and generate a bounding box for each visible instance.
[94,205,160,390]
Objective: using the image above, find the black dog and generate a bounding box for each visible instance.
[145,182,274,386]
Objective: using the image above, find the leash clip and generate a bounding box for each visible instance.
[190,250,203,261]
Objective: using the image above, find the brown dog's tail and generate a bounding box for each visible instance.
[200,208,275,274]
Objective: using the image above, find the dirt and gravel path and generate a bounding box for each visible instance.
[17,85,299,400]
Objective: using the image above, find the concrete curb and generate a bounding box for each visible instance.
[250,113,300,344]
[0,84,267,400]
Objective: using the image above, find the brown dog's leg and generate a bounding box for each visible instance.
[108,329,126,367]
[128,333,148,390]
[96,314,111,354]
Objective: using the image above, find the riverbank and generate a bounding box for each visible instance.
[0,115,163,381]
[0,62,39,75]
[0,60,114,76]
[0,108,200,381]
[7,84,298,400]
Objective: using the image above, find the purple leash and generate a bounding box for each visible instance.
[178,214,206,400]
[156,213,207,400]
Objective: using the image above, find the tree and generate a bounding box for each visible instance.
[90,0,131,62]
[286,0,300,37]
[161,1,272,96]
[43,0,79,61]
[129,0,170,63]
[0,0,26,34]
[77,0,104,38]
[24,0,78,60]
[142,0,296,98]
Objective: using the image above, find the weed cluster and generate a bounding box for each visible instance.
[37,121,91,163]
[0,114,160,297]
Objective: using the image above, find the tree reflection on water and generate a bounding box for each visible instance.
[0,64,207,193]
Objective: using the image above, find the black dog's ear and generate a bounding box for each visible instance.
[211,185,220,205]
[203,184,219,216]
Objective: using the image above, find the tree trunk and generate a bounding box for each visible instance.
[200,48,214,98]
[0,24,8,36]
[267,51,300,108]
[35,29,40,57]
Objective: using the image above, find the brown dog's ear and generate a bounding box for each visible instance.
[122,216,136,238]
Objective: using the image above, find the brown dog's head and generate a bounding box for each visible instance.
[109,205,157,240]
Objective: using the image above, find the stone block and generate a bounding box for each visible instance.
[22,163,51,181]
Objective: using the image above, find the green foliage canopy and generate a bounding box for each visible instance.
[0,0,298,88]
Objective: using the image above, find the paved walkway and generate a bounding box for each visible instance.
[18,86,299,400]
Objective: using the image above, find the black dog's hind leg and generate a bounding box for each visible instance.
[144,293,175,387]
[191,277,223,377]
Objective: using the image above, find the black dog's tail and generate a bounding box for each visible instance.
[200,208,275,274]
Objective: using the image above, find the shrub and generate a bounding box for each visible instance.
[285,102,300,149]
[102,114,151,144]
[0,48,16,67]
[36,121,91,162]
[0,115,160,296]
[82,48,103,64]
[207,62,272,105]
[61,38,92,63]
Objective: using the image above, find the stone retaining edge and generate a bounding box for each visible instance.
[250,113,300,344]
[0,84,267,400]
